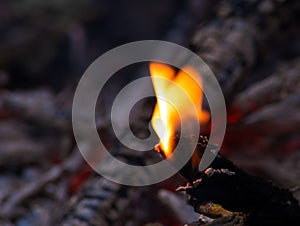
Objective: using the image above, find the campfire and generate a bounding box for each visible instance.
[1,1,300,226]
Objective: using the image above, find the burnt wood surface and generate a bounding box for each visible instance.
[191,0,300,101]
[179,151,300,225]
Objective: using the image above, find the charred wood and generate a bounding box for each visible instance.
[178,152,300,225]
[231,58,300,121]
[191,0,300,100]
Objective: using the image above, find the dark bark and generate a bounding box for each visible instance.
[178,152,300,225]
[191,0,300,101]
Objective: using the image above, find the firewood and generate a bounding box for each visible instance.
[59,146,153,226]
[231,58,300,121]
[191,0,300,100]
[0,119,70,166]
[0,150,83,219]
[178,151,300,225]
[230,153,300,195]
[61,176,125,226]
[1,89,70,131]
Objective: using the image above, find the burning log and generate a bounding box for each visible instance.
[153,132,300,225]
[153,132,300,226]
[149,59,300,225]
[178,152,300,225]
[154,133,300,225]
[171,2,300,224]
[154,141,300,224]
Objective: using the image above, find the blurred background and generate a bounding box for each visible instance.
[0,0,193,90]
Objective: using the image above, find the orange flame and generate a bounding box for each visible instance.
[150,62,209,157]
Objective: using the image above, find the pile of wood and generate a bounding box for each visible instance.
[0,0,300,225]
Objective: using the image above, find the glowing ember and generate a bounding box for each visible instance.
[150,62,209,158]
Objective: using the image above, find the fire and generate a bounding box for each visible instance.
[150,62,209,157]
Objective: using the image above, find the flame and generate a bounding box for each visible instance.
[150,62,209,157]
